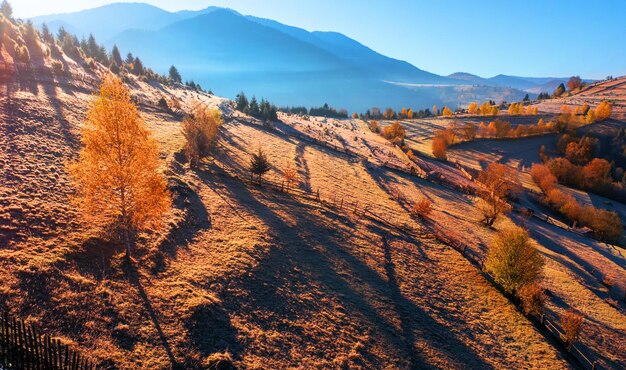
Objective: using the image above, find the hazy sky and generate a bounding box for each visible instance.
[12,0,626,79]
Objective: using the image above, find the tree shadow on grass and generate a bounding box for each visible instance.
[197,169,491,369]
[123,261,181,369]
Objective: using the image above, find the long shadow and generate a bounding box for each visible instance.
[294,142,312,192]
[198,169,491,368]
[123,262,180,369]
[154,174,211,261]
[379,231,421,369]
[516,215,620,303]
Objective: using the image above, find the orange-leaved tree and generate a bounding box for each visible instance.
[478,163,519,226]
[70,75,171,257]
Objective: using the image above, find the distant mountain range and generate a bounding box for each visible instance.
[30,3,586,112]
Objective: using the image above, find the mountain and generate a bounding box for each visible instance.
[32,2,530,111]
[31,3,229,40]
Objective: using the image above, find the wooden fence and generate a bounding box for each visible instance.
[1,311,96,370]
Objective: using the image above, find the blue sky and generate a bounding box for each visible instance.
[13,0,626,79]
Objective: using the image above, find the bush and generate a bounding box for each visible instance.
[485,227,543,294]
[381,121,406,145]
[157,97,169,111]
[411,198,432,220]
[182,103,223,167]
[478,163,519,226]
[561,309,584,351]
[14,44,29,63]
[517,282,545,316]
[50,60,63,74]
[432,136,447,159]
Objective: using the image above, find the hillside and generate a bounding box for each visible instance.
[0,15,583,369]
[531,76,626,120]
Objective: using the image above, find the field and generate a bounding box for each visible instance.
[2,20,625,369]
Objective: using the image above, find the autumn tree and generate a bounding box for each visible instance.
[369,120,380,133]
[561,310,584,351]
[407,108,414,119]
[518,282,545,316]
[182,102,223,167]
[70,76,171,257]
[566,76,582,91]
[462,122,477,141]
[478,163,519,226]
[411,198,433,220]
[383,107,395,120]
[582,158,611,188]
[381,121,406,145]
[282,163,299,192]
[432,136,447,159]
[485,227,543,294]
[250,148,271,182]
[442,106,453,117]
[467,102,478,115]
[594,101,612,121]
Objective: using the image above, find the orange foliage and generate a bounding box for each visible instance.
[70,75,171,255]
[442,106,453,117]
[381,121,406,145]
[467,102,478,115]
[432,136,447,159]
[594,101,612,121]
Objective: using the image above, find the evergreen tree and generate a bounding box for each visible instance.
[1,0,12,18]
[235,92,249,112]
[57,26,68,43]
[125,52,134,65]
[133,57,144,75]
[523,94,530,102]
[249,148,271,182]
[111,45,123,66]
[249,97,260,117]
[169,65,182,83]
[41,23,54,43]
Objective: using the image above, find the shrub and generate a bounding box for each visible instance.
[182,103,223,167]
[411,198,432,220]
[14,44,29,63]
[381,121,406,145]
[282,164,299,192]
[517,282,545,316]
[561,309,584,351]
[431,136,447,159]
[478,163,519,226]
[369,120,380,133]
[203,352,235,370]
[485,227,543,294]
[50,60,63,73]
[157,97,169,111]
[594,101,612,121]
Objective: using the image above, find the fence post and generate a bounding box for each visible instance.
[592,360,597,370]
[316,188,320,202]
[340,198,343,210]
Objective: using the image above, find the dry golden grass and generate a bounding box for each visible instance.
[5,33,625,369]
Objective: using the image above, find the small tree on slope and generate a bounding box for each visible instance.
[70,75,171,258]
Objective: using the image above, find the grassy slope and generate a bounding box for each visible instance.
[0,49,572,368]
